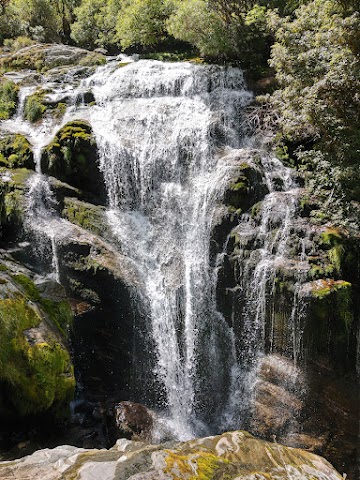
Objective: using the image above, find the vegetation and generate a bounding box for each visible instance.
[0,78,18,120]
[0,274,75,416]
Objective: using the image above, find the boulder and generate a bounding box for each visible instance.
[0,430,344,479]
[0,44,106,73]
[112,401,154,440]
[0,256,75,419]
[41,121,106,201]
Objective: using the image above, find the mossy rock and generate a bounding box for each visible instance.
[304,279,354,365]
[62,197,108,237]
[0,168,34,235]
[41,121,105,201]
[0,44,106,73]
[0,270,75,417]
[224,162,267,212]
[0,134,35,170]
[23,90,47,123]
[0,77,19,120]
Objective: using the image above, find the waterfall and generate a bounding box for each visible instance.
[1,57,311,442]
[85,60,253,439]
[2,70,89,282]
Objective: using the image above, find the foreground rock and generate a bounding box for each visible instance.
[0,431,343,480]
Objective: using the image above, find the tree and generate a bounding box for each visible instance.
[71,0,120,49]
[10,0,61,42]
[116,0,173,49]
[269,0,360,199]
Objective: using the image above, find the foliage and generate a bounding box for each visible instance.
[116,0,174,49]
[23,90,47,122]
[0,78,18,120]
[71,0,120,49]
[268,0,360,202]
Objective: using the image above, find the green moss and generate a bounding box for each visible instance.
[0,275,75,416]
[312,279,351,300]
[53,102,67,118]
[251,201,262,219]
[68,278,101,305]
[42,121,103,197]
[0,78,19,120]
[0,134,35,170]
[4,190,24,224]
[62,197,107,236]
[41,299,73,336]
[24,91,47,123]
[12,274,73,335]
[78,52,106,67]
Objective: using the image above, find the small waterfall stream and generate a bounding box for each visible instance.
[0,57,311,442]
[86,60,253,439]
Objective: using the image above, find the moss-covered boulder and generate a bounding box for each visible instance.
[0,263,75,418]
[23,90,47,123]
[0,134,35,170]
[0,430,343,479]
[224,161,268,214]
[62,197,108,237]
[0,44,106,73]
[0,78,19,120]
[0,167,34,236]
[41,121,105,201]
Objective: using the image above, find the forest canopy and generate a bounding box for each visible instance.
[0,0,359,206]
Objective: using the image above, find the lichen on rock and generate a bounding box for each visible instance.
[0,430,343,479]
[0,262,75,418]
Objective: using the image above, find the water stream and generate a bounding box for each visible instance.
[0,57,310,441]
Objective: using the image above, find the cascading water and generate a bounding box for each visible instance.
[0,57,311,442]
[85,60,254,439]
[1,70,91,281]
[228,154,311,427]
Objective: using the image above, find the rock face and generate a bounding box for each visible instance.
[0,431,343,480]
[0,254,75,420]
[0,44,106,73]
[41,121,106,202]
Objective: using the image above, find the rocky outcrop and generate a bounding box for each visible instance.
[41,121,106,202]
[0,255,75,420]
[0,430,344,480]
[0,44,106,73]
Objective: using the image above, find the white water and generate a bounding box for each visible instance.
[85,60,253,439]
[0,57,310,441]
[229,155,310,421]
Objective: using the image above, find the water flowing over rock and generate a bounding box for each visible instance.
[0,46,359,477]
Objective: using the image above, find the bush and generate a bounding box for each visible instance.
[0,78,19,120]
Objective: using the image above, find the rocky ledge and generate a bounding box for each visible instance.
[0,430,343,480]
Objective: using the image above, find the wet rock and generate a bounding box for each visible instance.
[41,121,106,202]
[251,354,306,440]
[0,255,75,419]
[0,430,344,479]
[112,401,154,441]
